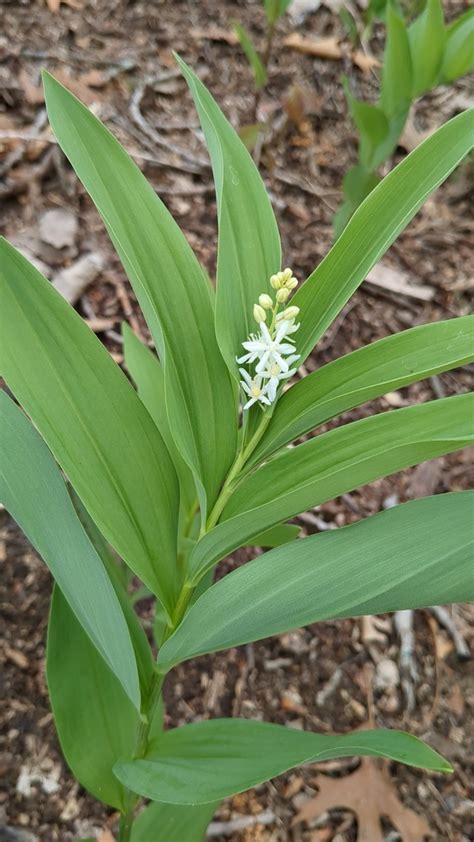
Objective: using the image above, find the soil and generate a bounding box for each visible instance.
[0,1,473,840]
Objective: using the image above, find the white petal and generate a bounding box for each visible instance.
[239,368,254,387]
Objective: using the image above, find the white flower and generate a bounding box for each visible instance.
[254,322,298,374]
[236,271,301,411]
[258,355,300,401]
[239,368,271,409]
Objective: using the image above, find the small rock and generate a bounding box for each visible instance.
[374,658,400,691]
[39,208,78,249]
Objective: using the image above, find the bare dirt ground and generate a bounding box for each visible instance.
[0,1,473,840]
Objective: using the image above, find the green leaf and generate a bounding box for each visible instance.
[232,21,268,89]
[187,393,474,581]
[122,323,196,518]
[47,587,139,809]
[0,391,140,710]
[115,718,450,805]
[0,238,180,618]
[334,165,381,239]
[343,81,390,171]
[380,6,413,118]
[264,0,292,23]
[248,522,301,548]
[439,8,474,82]
[292,110,474,363]
[160,492,474,670]
[42,71,237,517]
[131,800,218,842]
[250,316,474,465]
[408,0,445,96]
[175,55,281,380]
[70,489,153,699]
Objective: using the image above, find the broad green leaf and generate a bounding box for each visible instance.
[232,21,267,89]
[264,0,292,23]
[187,393,474,581]
[440,8,474,82]
[0,239,180,617]
[380,6,413,118]
[70,489,153,699]
[131,800,218,842]
[42,71,237,517]
[122,323,196,518]
[161,493,474,670]
[248,522,301,548]
[408,0,445,96]
[115,719,450,804]
[343,81,389,171]
[47,587,139,810]
[0,392,140,710]
[292,110,473,362]
[175,55,281,380]
[250,316,474,466]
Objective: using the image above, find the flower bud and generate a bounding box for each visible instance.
[282,305,300,320]
[282,267,293,282]
[276,287,290,304]
[258,293,273,309]
[253,303,267,323]
[270,273,282,289]
[286,277,298,290]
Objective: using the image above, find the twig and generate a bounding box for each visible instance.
[207,810,276,836]
[430,605,470,660]
[394,609,417,713]
[129,77,209,173]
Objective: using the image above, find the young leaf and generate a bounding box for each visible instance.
[115,719,450,805]
[160,492,474,670]
[264,0,292,23]
[0,239,180,617]
[292,110,473,363]
[122,323,196,518]
[187,393,474,580]
[47,587,139,810]
[0,391,141,710]
[250,316,474,465]
[131,800,218,842]
[408,0,445,96]
[334,165,381,239]
[42,71,237,517]
[439,8,474,82]
[175,55,281,379]
[232,21,268,89]
[380,5,413,118]
[343,81,389,171]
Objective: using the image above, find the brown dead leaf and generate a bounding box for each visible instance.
[20,67,99,106]
[284,33,342,60]
[294,756,432,841]
[283,33,378,73]
[46,0,61,12]
[191,26,238,45]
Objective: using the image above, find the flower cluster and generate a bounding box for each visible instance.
[237,268,300,410]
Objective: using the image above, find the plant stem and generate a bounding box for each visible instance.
[118,809,134,842]
[205,411,272,532]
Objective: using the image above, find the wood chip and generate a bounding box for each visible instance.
[52,252,105,304]
[4,646,29,670]
[365,262,435,301]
